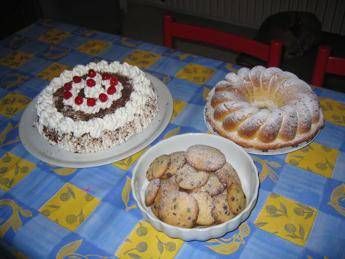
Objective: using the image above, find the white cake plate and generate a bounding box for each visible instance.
[19,74,173,168]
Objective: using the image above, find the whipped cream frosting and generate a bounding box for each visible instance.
[62,73,124,114]
[36,61,157,140]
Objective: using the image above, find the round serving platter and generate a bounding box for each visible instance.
[19,73,173,168]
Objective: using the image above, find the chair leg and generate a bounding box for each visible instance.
[311,46,331,87]
[163,15,173,48]
[268,40,283,67]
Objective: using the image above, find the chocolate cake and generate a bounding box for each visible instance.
[35,61,158,153]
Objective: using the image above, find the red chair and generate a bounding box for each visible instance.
[163,15,283,67]
[311,45,345,87]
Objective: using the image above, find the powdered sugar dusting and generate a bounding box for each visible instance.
[249,66,265,89]
[214,101,250,120]
[205,65,324,150]
[296,93,320,122]
[238,109,270,136]
[237,67,250,81]
[215,91,243,101]
[224,101,250,110]
[215,80,231,88]
[279,105,298,140]
[186,145,226,171]
[258,109,283,142]
[215,101,237,114]
[223,107,258,129]
[259,67,281,92]
[293,100,312,132]
[282,71,298,79]
[225,72,243,86]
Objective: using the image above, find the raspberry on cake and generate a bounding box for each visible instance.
[35,61,158,153]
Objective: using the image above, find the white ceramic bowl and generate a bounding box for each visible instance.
[131,133,259,241]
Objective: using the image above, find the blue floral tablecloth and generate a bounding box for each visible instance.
[0,20,344,258]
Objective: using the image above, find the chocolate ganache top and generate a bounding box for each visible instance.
[53,74,133,121]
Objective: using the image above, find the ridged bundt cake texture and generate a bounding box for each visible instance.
[205,66,324,151]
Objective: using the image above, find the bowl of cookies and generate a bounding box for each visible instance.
[131,133,259,241]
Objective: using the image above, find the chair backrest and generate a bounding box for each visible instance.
[163,15,283,67]
[311,45,345,87]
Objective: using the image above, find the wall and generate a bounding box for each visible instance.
[130,0,345,35]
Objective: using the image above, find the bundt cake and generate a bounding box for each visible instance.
[205,66,324,151]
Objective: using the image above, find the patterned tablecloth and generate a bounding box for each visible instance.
[0,20,344,259]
